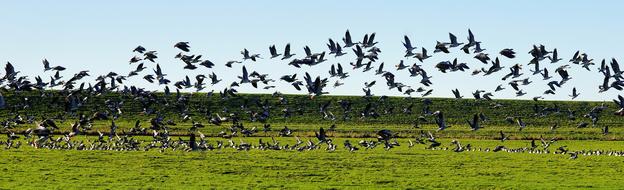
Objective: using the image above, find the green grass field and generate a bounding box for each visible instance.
[1,91,623,189]
[2,138,624,189]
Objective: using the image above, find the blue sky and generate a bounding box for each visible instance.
[1,1,623,101]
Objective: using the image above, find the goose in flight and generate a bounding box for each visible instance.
[556,65,572,82]
[466,29,478,46]
[336,63,349,78]
[360,32,378,48]
[269,45,281,59]
[613,96,624,116]
[225,60,242,68]
[395,60,409,70]
[327,39,346,57]
[364,80,376,88]
[199,59,215,68]
[500,48,516,59]
[174,42,190,52]
[434,41,450,53]
[569,50,581,63]
[42,59,65,72]
[333,80,343,88]
[467,113,481,131]
[450,58,469,72]
[598,59,609,75]
[528,58,543,75]
[473,42,486,53]
[280,73,297,83]
[413,48,432,62]
[208,72,221,85]
[376,129,394,142]
[238,66,250,84]
[483,92,493,100]
[517,118,526,131]
[143,51,158,62]
[447,33,464,47]
[315,127,330,144]
[403,35,417,55]
[484,57,504,75]
[133,45,146,53]
[547,48,562,63]
[342,30,356,47]
[33,123,52,139]
[362,86,376,97]
[540,68,552,80]
[610,58,624,78]
[472,90,485,99]
[435,61,452,73]
[474,53,490,64]
[183,62,197,70]
[129,55,142,64]
[499,131,509,142]
[241,48,261,61]
[303,46,322,59]
[375,62,386,75]
[281,43,296,60]
[433,111,451,131]
[569,87,580,99]
[495,85,505,92]
[452,88,462,99]
[599,66,611,93]
[303,72,329,98]
[515,90,527,97]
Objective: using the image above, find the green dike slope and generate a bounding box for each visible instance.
[0,91,619,140]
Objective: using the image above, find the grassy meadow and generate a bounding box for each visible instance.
[1,91,623,189]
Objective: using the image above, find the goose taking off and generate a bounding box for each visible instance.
[499,131,509,142]
[433,111,451,131]
[467,113,481,131]
[517,118,526,131]
[315,127,331,144]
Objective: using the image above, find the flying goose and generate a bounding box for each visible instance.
[238,66,250,84]
[434,41,450,53]
[517,118,526,131]
[547,48,562,63]
[342,30,356,47]
[269,45,281,58]
[452,88,462,99]
[467,113,481,131]
[569,87,580,99]
[433,111,451,131]
[413,48,432,62]
[403,35,417,55]
[174,42,190,52]
[500,48,516,59]
[447,33,464,47]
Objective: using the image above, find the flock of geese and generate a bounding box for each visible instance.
[1,29,624,160]
[2,124,624,159]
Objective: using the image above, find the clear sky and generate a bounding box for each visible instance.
[1,1,623,101]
